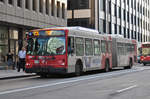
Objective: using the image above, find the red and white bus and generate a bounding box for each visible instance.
[140,42,150,65]
[25,27,137,76]
[111,36,137,69]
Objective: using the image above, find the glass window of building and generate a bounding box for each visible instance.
[8,0,13,5]
[78,0,89,9]
[0,26,8,64]
[137,3,139,12]
[39,0,43,13]
[62,3,65,19]
[124,28,126,38]
[0,0,4,3]
[127,0,129,5]
[57,1,60,17]
[111,3,115,16]
[51,0,55,16]
[33,0,36,11]
[134,16,136,25]
[99,19,104,33]
[25,0,29,9]
[17,0,22,7]
[118,7,121,18]
[46,0,49,15]
[100,0,105,11]
[115,24,117,34]
[114,4,117,16]
[127,12,129,22]
[108,1,111,14]
[131,0,133,8]
[123,9,126,20]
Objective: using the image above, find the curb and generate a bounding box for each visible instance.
[0,74,36,80]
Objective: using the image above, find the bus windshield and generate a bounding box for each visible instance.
[142,48,150,56]
[27,37,66,55]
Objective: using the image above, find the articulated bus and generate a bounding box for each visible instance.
[25,27,137,76]
[140,42,150,65]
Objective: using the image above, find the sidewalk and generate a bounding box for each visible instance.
[0,69,36,80]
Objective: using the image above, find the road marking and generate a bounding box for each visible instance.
[116,85,137,93]
[0,67,145,95]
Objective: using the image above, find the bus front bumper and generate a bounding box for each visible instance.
[141,61,150,64]
[25,66,67,74]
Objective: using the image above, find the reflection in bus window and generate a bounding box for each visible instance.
[76,38,84,56]
[142,48,150,56]
[85,39,93,55]
[68,37,74,54]
[94,40,101,55]
[101,41,106,53]
[27,38,34,55]
[27,37,66,55]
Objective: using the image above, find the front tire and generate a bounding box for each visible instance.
[39,74,47,78]
[104,61,110,72]
[75,63,82,76]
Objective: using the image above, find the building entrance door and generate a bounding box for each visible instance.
[10,39,18,64]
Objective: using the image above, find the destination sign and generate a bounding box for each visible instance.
[28,30,65,36]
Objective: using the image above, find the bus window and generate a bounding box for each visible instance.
[85,39,93,56]
[117,43,125,55]
[108,42,111,53]
[101,41,106,53]
[68,37,74,55]
[94,40,101,55]
[76,37,84,56]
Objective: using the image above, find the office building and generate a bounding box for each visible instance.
[68,0,150,43]
[0,0,67,65]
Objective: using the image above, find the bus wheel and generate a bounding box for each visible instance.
[39,74,47,78]
[125,60,133,69]
[143,63,146,66]
[75,62,82,76]
[104,61,109,72]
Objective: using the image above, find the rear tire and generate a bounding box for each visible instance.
[125,59,133,69]
[104,61,109,72]
[143,63,146,66]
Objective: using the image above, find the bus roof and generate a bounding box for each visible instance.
[141,42,150,45]
[31,26,100,34]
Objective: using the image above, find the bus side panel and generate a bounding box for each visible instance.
[67,55,76,73]
[84,56,102,71]
[112,38,118,67]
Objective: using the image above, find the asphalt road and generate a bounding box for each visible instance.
[0,64,150,99]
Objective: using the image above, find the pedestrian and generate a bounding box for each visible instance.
[6,51,14,69]
[18,47,26,72]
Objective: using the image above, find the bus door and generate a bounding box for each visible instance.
[117,43,126,66]
[67,37,76,73]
